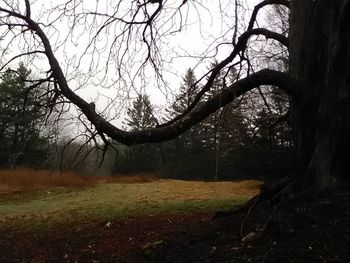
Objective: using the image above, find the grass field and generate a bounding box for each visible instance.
[0,169,261,230]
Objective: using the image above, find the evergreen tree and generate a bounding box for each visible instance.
[125,94,157,131]
[167,68,204,152]
[118,94,159,173]
[169,68,198,114]
[0,63,50,168]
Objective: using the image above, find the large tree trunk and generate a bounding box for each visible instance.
[289,0,350,193]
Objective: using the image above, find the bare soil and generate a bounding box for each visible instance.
[0,212,212,263]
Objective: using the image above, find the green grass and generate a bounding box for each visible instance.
[0,179,260,231]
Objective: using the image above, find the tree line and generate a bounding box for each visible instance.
[0,63,294,181]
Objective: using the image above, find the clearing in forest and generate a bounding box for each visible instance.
[0,169,261,228]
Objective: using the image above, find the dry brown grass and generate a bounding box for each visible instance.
[149,179,262,202]
[0,169,161,194]
[0,168,94,194]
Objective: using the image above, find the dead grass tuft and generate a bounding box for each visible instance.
[100,173,160,184]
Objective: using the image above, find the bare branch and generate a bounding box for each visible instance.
[0,1,295,148]
[0,51,45,72]
[249,28,288,48]
[18,11,295,145]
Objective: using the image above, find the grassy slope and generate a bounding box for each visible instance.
[0,179,261,228]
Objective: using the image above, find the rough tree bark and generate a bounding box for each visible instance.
[287,0,350,194]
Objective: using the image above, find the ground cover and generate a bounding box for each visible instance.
[0,170,261,262]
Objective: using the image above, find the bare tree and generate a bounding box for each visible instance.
[1,0,349,204]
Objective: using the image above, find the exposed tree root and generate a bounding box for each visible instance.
[213,170,344,221]
[213,175,295,219]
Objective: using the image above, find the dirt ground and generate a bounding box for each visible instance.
[1,195,350,262]
[0,212,212,263]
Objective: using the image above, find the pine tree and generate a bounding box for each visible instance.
[124,94,157,131]
[120,94,159,173]
[167,68,204,152]
[170,68,198,114]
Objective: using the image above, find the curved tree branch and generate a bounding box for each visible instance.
[0,51,45,72]
[249,28,288,48]
[0,2,296,146]
[21,14,295,145]
[248,0,290,30]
